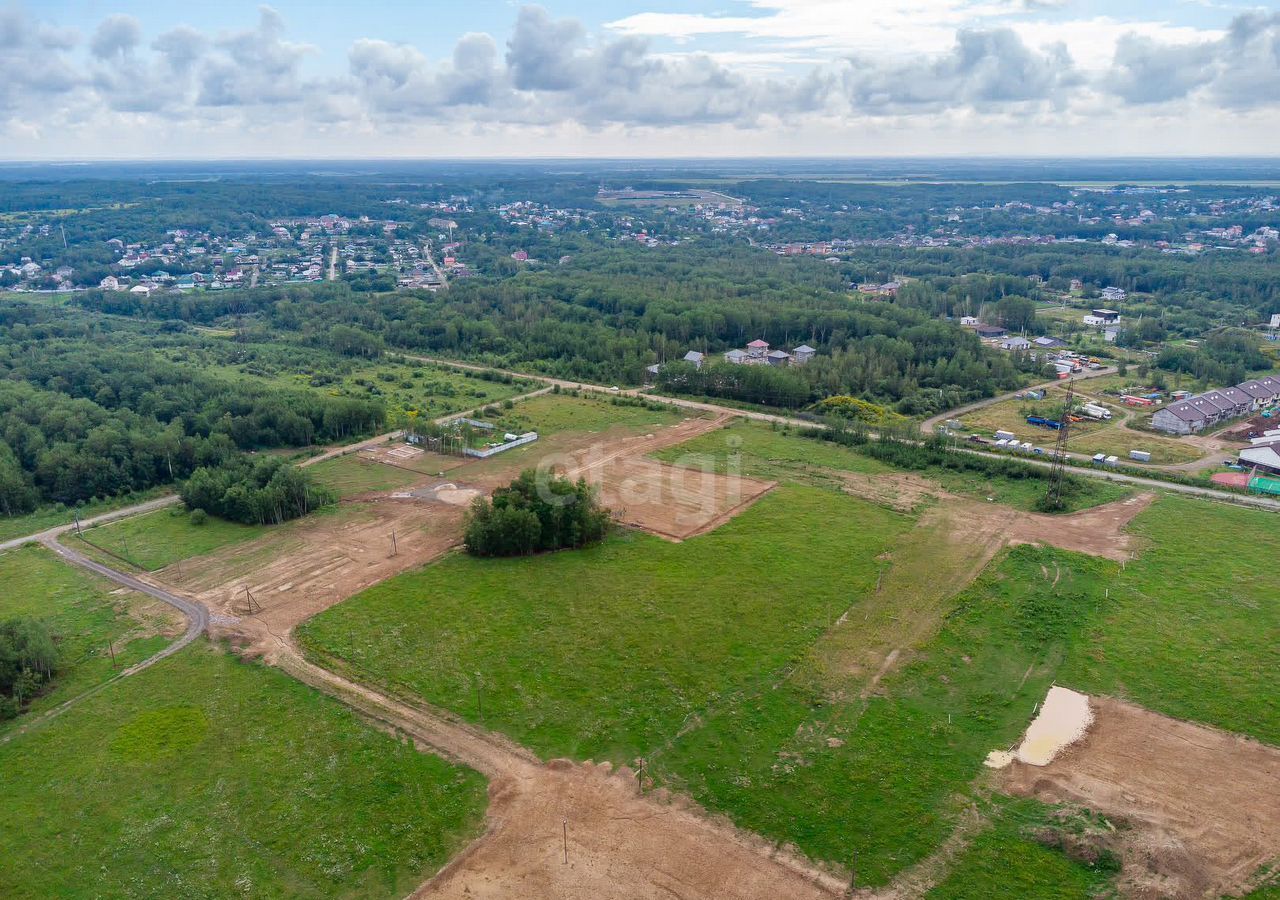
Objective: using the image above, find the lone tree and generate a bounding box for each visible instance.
[464,470,610,557]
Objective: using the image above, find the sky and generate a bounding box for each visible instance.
[4,0,1280,158]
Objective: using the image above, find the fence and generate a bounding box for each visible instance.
[463,432,539,459]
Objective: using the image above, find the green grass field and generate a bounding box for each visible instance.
[0,544,177,726]
[76,507,268,571]
[0,643,487,899]
[299,423,1274,889]
[495,391,689,436]
[299,485,908,762]
[299,475,1126,884]
[654,543,1114,884]
[1059,495,1280,745]
[306,454,425,498]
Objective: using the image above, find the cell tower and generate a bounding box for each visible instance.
[1046,378,1076,508]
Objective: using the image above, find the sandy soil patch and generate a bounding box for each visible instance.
[986,686,1092,768]
[999,696,1280,898]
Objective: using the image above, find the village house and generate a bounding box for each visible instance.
[791,344,816,365]
[682,350,705,370]
[767,349,792,367]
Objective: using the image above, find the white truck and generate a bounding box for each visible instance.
[1079,402,1112,420]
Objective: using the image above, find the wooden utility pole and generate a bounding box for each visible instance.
[108,642,117,669]
[562,820,568,865]
[391,530,398,556]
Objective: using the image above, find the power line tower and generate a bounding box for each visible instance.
[1046,378,1076,509]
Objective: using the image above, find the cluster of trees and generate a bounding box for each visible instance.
[657,360,811,407]
[0,618,58,721]
[180,455,333,525]
[464,470,610,557]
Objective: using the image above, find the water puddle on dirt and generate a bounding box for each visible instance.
[986,685,1093,768]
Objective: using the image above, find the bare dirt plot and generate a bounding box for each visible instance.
[999,696,1280,899]
[593,455,774,541]
[359,443,467,475]
[1007,491,1156,561]
[527,413,775,540]
[418,761,842,900]
[156,499,468,661]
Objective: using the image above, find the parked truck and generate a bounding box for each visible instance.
[1078,402,1112,420]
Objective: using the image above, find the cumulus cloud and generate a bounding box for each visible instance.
[4,2,1280,154]
[90,14,140,59]
[1106,34,1216,105]
[834,28,1077,113]
[0,6,82,114]
[1100,12,1280,109]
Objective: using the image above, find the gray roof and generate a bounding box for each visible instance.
[1218,386,1251,407]
[1197,391,1233,413]
[1240,444,1280,471]
[682,350,704,362]
[1158,401,1207,423]
[724,349,747,359]
[1237,380,1277,400]
[793,344,816,353]
[767,349,791,359]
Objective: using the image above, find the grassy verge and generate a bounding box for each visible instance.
[654,419,1129,513]
[0,544,179,727]
[0,643,487,899]
[74,507,268,572]
[0,487,172,545]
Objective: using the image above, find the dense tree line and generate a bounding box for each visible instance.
[464,470,610,557]
[79,244,1040,413]
[0,313,385,515]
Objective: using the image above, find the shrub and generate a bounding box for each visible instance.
[189,508,208,526]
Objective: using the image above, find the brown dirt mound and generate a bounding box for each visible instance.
[999,696,1280,898]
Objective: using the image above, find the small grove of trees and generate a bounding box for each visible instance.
[180,456,333,525]
[464,470,610,557]
[0,617,59,720]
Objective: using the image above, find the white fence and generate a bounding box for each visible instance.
[463,431,539,459]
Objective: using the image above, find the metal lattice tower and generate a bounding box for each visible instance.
[1047,378,1076,508]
